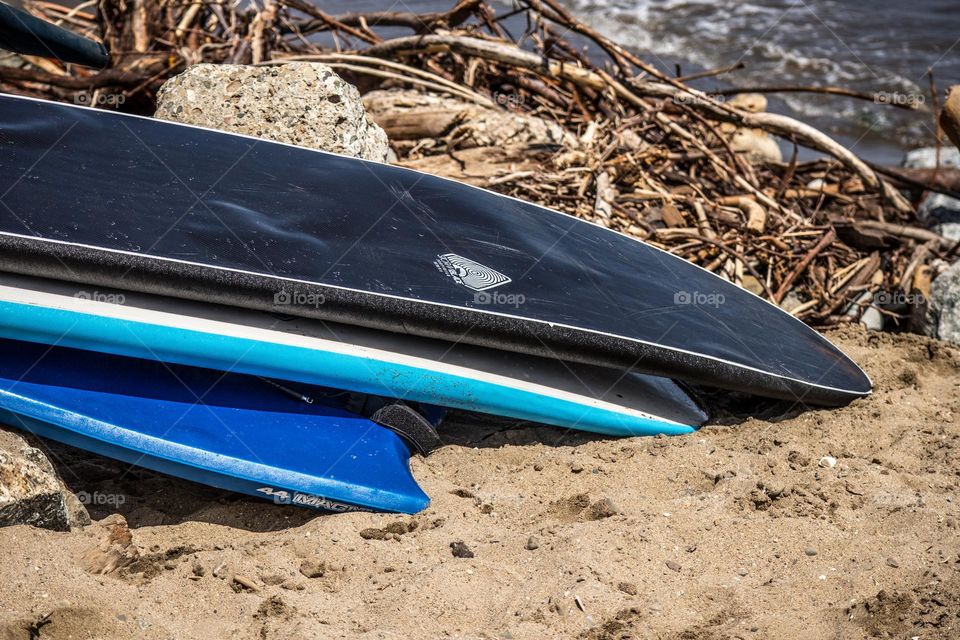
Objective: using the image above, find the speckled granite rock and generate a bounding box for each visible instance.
[926,260,960,344]
[155,63,389,161]
[0,427,89,531]
[902,147,960,241]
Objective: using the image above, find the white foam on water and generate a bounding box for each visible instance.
[549,0,953,155]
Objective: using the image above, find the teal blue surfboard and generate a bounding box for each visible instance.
[0,272,706,437]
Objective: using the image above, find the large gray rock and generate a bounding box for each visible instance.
[927,260,960,344]
[902,147,960,241]
[155,63,390,161]
[0,427,90,531]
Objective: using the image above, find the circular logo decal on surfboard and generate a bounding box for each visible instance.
[434,253,512,292]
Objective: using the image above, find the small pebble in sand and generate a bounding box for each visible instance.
[192,562,205,577]
[260,572,285,586]
[885,557,900,568]
[163,560,177,571]
[212,561,228,579]
[617,581,638,596]
[665,561,681,572]
[450,541,475,558]
[587,498,620,520]
[570,463,584,473]
[526,536,539,551]
[818,456,837,468]
[299,559,326,578]
[805,548,818,557]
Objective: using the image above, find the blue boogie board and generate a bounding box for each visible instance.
[0,337,431,513]
[0,272,706,437]
[0,94,869,405]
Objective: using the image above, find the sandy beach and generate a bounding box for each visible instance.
[0,325,956,639]
[2,1,960,638]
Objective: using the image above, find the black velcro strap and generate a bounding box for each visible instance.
[346,394,442,455]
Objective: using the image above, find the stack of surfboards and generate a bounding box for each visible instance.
[0,94,870,513]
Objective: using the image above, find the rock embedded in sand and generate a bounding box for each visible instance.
[586,497,620,520]
[155,63,390,161]
[0,427,90,531]
[450,541,474,558]
[255,595,292,620]
[359,519,423,541]
[526,536,539,551]
[212,560,229,578]
[299,559,326,578]
[617,581,638,596]
[259,572,285,586]
[926,260,960,344]
[280,579,305,591]
[78,514,139,574]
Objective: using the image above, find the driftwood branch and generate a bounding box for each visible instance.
[6,0,945,327]
[363,34,911,214]
[714,85,924,111]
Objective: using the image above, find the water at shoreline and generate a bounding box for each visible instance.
[333,0,958,164]
[554,0,960,164]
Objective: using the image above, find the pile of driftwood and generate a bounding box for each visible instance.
[2,0,957,329]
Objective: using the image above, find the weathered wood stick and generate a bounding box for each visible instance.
[940,85,960,153]
[854,219,957,251]
[774,228,836,304]
[331,0,480,34]
[874,166,960,199]
[714,85,923,111]
[360,34,911,213]
[0,65,148,88]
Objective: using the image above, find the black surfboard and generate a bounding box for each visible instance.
[0,94,870,405]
